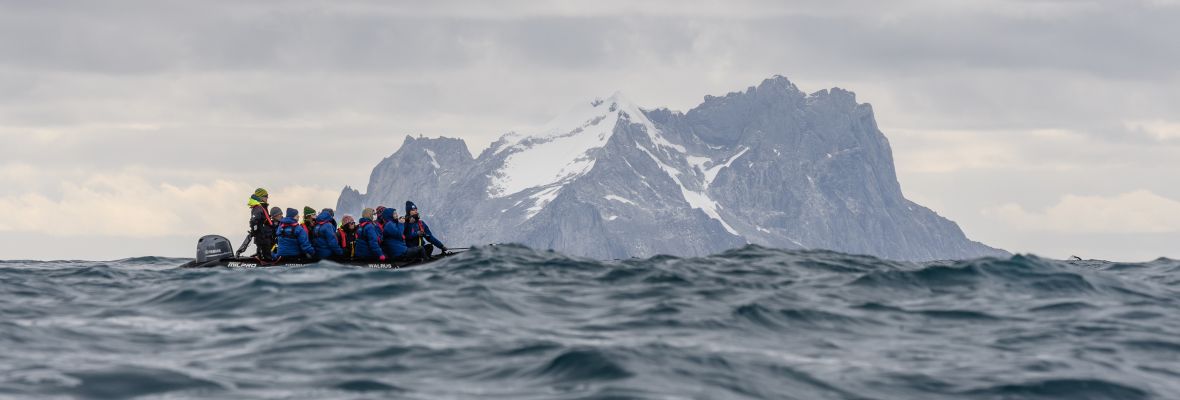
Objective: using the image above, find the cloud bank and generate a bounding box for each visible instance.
[0,172,337,238]
[1,0,1177,260]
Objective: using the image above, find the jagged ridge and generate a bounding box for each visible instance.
[338,76,1008,261]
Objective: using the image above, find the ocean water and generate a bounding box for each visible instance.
[1,245,1178,400]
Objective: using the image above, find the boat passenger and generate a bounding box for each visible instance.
[321,208,338,229]
[374,206,387,226]
[403,200,447,257]
[276,208,315,259]
[247,188,275,260]
[380,208,409,259]
[301,206,316,234]
[354,208,386,261]
[268,206,283,255]
[312,210,343,259]
[338,215,358,258]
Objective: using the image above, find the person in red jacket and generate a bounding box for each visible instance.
[337,215,358,259]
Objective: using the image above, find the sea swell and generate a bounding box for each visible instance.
[1,245,1178,399]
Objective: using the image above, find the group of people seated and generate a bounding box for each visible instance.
[246,188,448,262]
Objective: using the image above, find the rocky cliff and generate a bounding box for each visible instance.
[338,76,1007,261]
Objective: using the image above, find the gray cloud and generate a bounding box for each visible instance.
[4,1,1175,76]
[1,0,1177,259]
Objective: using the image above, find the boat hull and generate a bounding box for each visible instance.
[179,255,448,269]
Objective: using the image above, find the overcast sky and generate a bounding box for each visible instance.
[1,0,1178,261]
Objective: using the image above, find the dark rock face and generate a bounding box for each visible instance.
[338,135,473,227]
[338,76,1007,261]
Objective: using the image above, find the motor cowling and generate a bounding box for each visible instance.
[195,235,234,262]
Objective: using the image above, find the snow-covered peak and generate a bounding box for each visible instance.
[488,92,648,198]
[532,91,636,137]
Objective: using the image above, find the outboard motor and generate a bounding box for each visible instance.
[195,235,234,263]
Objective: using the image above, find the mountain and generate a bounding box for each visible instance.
[338,76,1007,261]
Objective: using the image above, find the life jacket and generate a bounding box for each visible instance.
[315,220,332,240]
[360,221,383,243]
[414,220,427,246]
[337,228,357,257]
[259,206,274,225]
[277,222,301,238]
[251,205,274,230]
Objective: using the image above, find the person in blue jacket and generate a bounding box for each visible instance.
[403,200,447,257]
[312,210,343,259]
[379,207,409,259]
[322,208,338,230]
[354,208,386,261]
[276,208,315,259]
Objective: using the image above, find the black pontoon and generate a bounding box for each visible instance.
[179,235,455,269]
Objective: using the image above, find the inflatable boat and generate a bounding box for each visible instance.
[179,235,456,269]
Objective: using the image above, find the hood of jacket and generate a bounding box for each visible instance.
[380,207,396,223]
[248,194,267,208]
[316,210,334,224]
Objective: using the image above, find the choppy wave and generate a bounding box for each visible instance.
[1,245,1178,399]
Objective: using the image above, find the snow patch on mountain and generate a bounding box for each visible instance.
[637,145,739,235]
[604,195,635,205]
[487,91,682,200]
[425,149,441,169]
[689,147,750,187]
[614,100,685,153]
[525,185,562,219]
[489,92,649,198]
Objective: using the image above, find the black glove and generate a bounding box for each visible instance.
[439,246,448,253]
